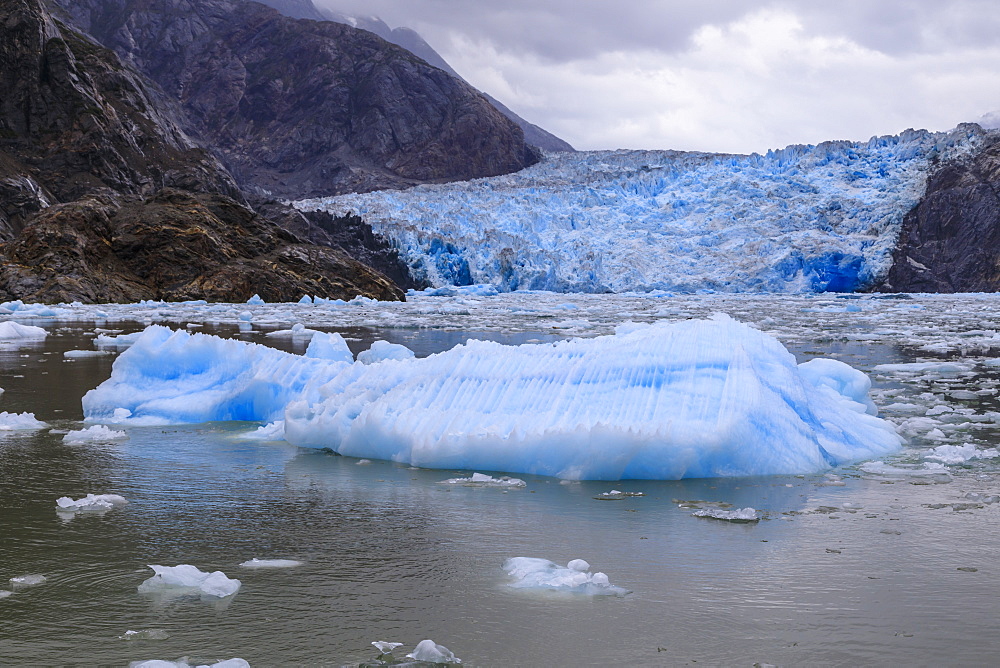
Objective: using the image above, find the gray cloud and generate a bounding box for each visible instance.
[315,1,1000,152]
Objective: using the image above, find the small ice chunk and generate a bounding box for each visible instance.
[63,349,112,358]
[138,565,241,598]
[63,425,128,444]
[692,507,760,522]
[0,412,47,430]
[372,641,403,654]
[594,490,645,500]
[439,473,526,487]
[238,558,302,569]
[10,574,46,586]
[357,340,414,364]
[356,459,372,465]
[406,639,462,664]
[265,323,317,338]
[502,557,629,596]
[119,629,169,641]
[0,321,47,340]
[298,295,313,304]
[94,331,144,350]
[238,311,253,322]
[56,493,127,512]
[0,590,11,599]
[247,294,266,305]
[130,659,248,668]
[303,331,354,363]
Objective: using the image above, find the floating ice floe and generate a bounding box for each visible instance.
[63,349,113,358]
[692,507,760,523]
[94,331,144,350]
[238,558,302,569]
[56,493,127,512]
[84,316,901,479]
[356,340,414,364]
[119,629,169,641]
[63,425,128,444]
[10,574,47,586]
[137,565,241,598]
[439,472,527,487]
[265,323,318,338]
[303,331,354,363]
[594,490,645,500]
[406,639,462,664]
[0,321,48,340]
[503,557,629,596]
[130,659,249,668]
[0,590,11,599]
[0,412,47,430]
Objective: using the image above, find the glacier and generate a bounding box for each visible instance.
[295,125,987,293]
[82,317,901,480]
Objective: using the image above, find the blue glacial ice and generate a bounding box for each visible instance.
[82,317,901,480]
[295,125,987,293]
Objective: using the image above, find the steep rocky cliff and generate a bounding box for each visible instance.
[56,0,541,198]
[0,0,404,302]
[877,133,1000,293]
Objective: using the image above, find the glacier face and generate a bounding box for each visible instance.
[296,126,986,294]
[82,318,901,480]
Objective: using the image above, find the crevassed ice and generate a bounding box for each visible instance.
[295,126,986,294]
[83,318,900,480]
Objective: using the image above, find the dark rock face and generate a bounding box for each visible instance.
[318,7,575,153]
[0,189,404,303]
[0,0,407,302]
[877,134,1000,293]
[58,0,541,198]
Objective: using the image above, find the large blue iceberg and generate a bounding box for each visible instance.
[82,317,901,480]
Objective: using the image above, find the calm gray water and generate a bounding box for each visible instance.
[1,311,999,667]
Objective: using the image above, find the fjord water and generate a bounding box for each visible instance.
[2,295,1000,666]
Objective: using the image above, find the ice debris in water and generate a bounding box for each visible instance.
[372,641,403,655]
[84,316,902,479]
[130,659,249,668]
[692,507,760,523]
[0,412,47,430]
[357,340,415,364]
[925,443,1000,465]
[439,472,527,487]
[0,590,11,599]
[0,321,47,340]
[56,493,127,512]
[10,574,47,586]
[502,557,629,596]
[238,558,302,569]
[246,294,265,305]
[406,639,462,664]
[594,490,645,500]
[119,629,169,641]
[265,323,317,338]
[137,565,241,598]
[63,425,128,444]
[94,331,144,350]
[63,349,112,358]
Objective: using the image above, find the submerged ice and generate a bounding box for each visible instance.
[83,316,901,480]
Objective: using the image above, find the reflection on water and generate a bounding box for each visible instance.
[0,317,999,666]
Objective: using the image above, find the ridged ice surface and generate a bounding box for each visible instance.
[82,317,901,480]
[296,126,986,293]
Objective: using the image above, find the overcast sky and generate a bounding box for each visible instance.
[317,0,1000,153]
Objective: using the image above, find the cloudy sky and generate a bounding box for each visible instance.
[317,0,1000,154]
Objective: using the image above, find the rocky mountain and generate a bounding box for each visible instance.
[316,8,575,153]
[0,0,403,302]
[876,133,1000,293]
[55,0,541,199]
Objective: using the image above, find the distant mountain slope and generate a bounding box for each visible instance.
[296,126,987,294]
[0,0,403,303]
[56,0,541,199]
[267,1,574,153]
